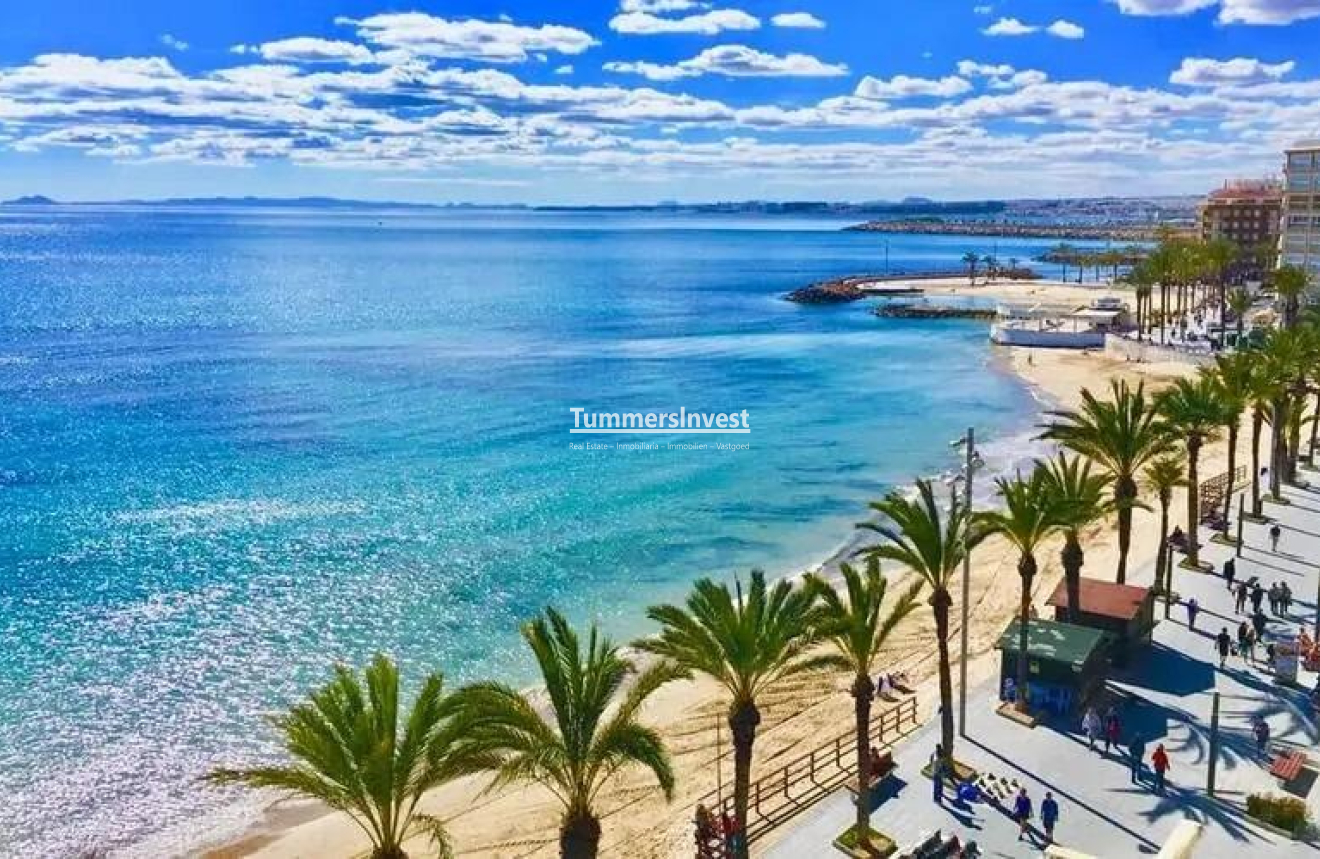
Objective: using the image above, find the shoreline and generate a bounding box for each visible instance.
[205,279,1217,859]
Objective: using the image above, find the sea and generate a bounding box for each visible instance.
[0,207,1095,856]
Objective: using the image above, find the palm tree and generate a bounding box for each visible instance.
[1227,287,1253,345]
[638,571,821,859]
[983,254,999,282]
[1040,380,1173,583]
[458,609,676,859]
[1208,351,1253,533]
[962,251,980,286]
[1203,237,1236,347]
[1143,456,1187,616]
[1157,375,1226,570]
[804,560,921,848]
[1039,454,1115,623]
[209,655,490,859]
[1272,264,1313,330]
[858,480,987,763]
[979,468,1061,712]
[1246,346,1276,518]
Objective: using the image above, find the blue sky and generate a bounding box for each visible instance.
[1,0,1318,203]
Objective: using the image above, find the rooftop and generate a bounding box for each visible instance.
[1046,576,1150,621]
[996,618,1109,667]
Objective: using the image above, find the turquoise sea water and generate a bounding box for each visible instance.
[0,209,1077,855]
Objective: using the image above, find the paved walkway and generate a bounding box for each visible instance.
[767,467,1320,858]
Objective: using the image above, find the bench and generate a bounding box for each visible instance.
[895,829,961,859]
[1270,749,1306,783]
[848,750,897,797]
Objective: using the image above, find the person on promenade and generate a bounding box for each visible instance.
[1216,627,1232,668]
[1104,707,1121,755]
[1270,523,1282,553]
[1082,705,1102,751]
[720,811,739,857]
[1237,621,1250,658]
[1224,557,1236,591]
[1281,583,1293,614]
[1268,583,1281,615]
[1254,717,1271,755]
[1245,626,1258,663]
[1128,734,1146,783]
[931,744,946,804]
[1252,608,1268,641]
[1151,744,1170,794]
[1041,791,1059,844]
[1251,582,1265,614]
[1235,581,1249,614]
[1186,598,1200,630]
[1013,787,1033,842]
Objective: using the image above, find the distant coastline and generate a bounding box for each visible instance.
[844,219,1172,242]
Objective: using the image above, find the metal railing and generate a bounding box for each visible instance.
[692,696,919,850]
[1200,465,1248,524]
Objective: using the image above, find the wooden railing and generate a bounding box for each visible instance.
[1199,465,1248,524]
[692,696,919,851]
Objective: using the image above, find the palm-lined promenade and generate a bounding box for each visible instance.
[207,248,1320,859]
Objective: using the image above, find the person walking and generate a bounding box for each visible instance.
[1224,557,1236,591]
[1268,583,1281,615]
[1151,744,1170,794]
[931,743,946,804]
[1252,608,1268,641]
[1253,717,1271,755]
[1186,597,1200,630]
[1245,626,1258,662]
[1104,707,1121,755]
[1127,734,1146,783]
[1282,583,1293,614]
[1270,523,1282,553]
[1251,582,1265,614]
[1235,581,1249,614]
[1082,705,1102,751]
[1041,791,1059,844]
[1237,621,1250,659]
[1216,627,1232,668]
[1013,787,1033,842]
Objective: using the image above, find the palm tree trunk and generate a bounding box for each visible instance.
[1061,533,1083,623]
[1156,497,1171,617]
[1287,391,1302,482]
[1186,439,1202,568]
[1223,421,1239,533]
[1115,476,1136,584]
[728,701,760,859]
[1016,554,1037,713]
[932,589,956,762]
[1160,286,1168,345]
[1271,396,1288,499]
[852,675,875,844]
[1308,392,1320,465]
[560,809,602,859]
[1251,407,1264,517]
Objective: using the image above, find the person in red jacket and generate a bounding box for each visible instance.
[1151,744,1171,794]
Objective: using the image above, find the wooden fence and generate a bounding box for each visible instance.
[692,696,919,852]
[1199,465,1248,524]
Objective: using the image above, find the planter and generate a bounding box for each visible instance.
[833,824,896,858]
[995,700,1041,728]
[920,757,978,782]
[1210,533,1240,547]
[1178,558,1214,572]
[1248,813,1302,841]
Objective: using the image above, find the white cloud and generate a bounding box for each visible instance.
[983,17,1037,35]
[1046,20,1086,38]
[974,5,995,14]
[610,8,760,35]
[1108,0,1320,24]
[771,12,826,28]
[250,37,376,65]
[958,60,1014,78]
[854,74,972,99]
[159,34,189,52]
[1170,56,1295,86]
[339,13,598,62]
[620,0,705,11]
[605,45,846,80]
[555,65,574,75]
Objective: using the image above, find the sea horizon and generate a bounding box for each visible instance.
[3,208,1078,855]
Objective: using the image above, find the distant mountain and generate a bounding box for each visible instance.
[2,194,57,205]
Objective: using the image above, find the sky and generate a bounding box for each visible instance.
[1,0,1318,204]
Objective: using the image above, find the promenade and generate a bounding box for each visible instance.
[766,468,1320,858]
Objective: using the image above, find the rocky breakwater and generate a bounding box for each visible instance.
[785,275,872,304]
[872,303,997,320]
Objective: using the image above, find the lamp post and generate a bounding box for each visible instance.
[959,426,975,738]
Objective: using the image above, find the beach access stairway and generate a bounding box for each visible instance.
[694,696,919,848]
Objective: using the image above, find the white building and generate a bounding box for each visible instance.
[1281,141,1320,275]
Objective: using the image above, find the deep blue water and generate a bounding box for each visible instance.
[0,208,1067,855]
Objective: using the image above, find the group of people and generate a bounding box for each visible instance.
[693,804,741,859]
[875,670,913,700]
[1008,784,1060,845]
[1081,704,1172,793]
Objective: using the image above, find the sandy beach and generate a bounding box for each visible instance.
[206,277,1236,859]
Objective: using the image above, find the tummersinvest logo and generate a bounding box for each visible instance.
[569,407,751,434]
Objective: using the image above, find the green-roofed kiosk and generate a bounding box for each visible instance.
[997,618,1110,717]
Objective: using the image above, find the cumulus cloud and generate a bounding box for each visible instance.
[771,12,826,28]
[1109,0,1320,24]
[249,37,376,65]
[610,8,760,35]
[339,12,598,62]
[854,74,972,99]
[984,17,1037,35]
[1046,20,1086,38]
[605,45,846,80]
[159,34,189,52]
[1170,56,1295,86]
[555,65,574,75]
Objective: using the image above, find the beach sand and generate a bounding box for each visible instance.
[208,278,1239,859]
